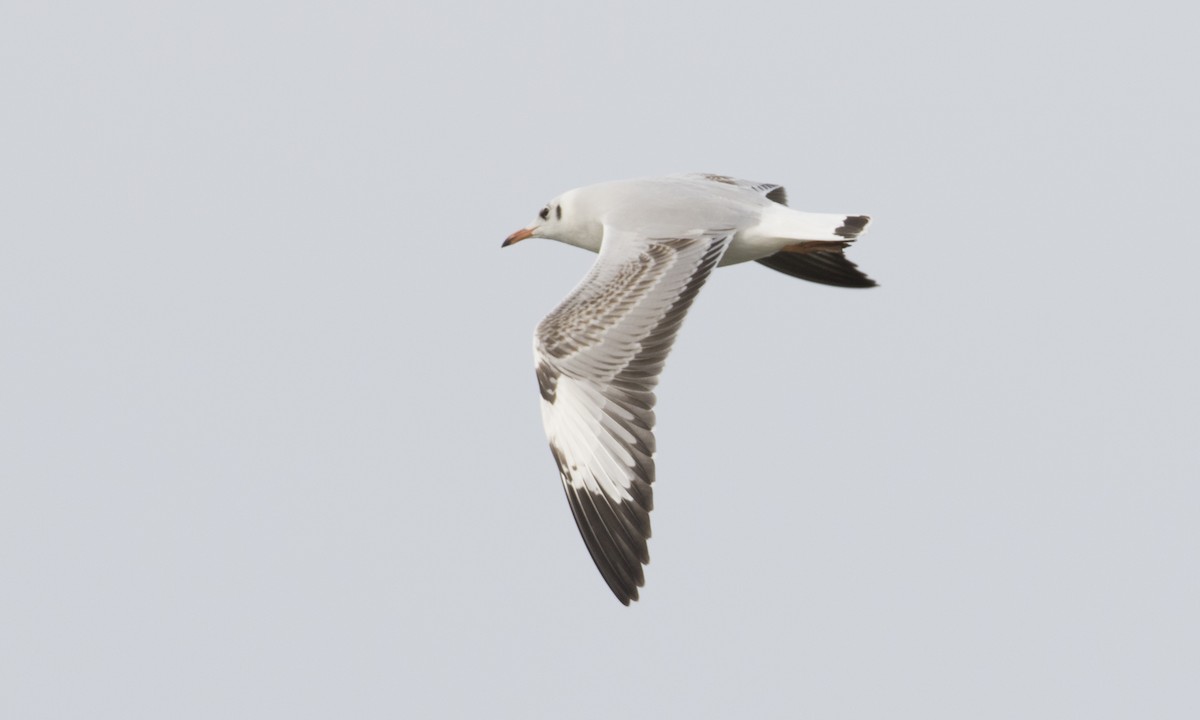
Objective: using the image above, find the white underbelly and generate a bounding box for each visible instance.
[718,230,788,266]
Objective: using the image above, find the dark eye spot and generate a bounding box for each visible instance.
[538,207,549,220]
[556,205,562,220]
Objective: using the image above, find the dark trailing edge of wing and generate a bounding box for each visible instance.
[756,248,877,288]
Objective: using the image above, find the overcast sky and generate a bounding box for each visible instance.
[2,2,1197,718]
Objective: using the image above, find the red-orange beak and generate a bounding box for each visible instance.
[502,227,534,247]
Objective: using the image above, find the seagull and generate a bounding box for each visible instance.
[503,173,875,605]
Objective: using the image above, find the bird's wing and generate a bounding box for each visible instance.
[679,173,788,206]
[755,244,878,288]
[534,226,732,604]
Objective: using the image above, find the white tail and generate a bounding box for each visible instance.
[769,208,871,242]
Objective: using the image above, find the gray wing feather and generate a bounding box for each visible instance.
[681,173,788,206]
[535,229,731,604]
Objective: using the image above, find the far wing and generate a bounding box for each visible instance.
[534,227,731,604]
[755,245,878,287]
[680,173,789,206]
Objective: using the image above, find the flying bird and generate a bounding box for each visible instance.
[503,173,875,605]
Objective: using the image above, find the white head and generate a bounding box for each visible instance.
[502,189,603,253]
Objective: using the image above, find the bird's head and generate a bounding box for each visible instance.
[502,189,602,253]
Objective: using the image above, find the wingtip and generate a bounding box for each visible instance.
[614,583,640,606]
[755,247,879,288]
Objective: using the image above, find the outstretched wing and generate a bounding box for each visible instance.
[534,227,732,604]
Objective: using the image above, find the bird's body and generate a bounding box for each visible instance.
[504,173,875,604]
[516,174,867,266]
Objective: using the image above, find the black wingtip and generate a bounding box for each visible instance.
[756,248,878,288]
[559,476,649,607]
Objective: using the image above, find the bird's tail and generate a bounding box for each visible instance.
[753,208,875,288]
[771,210,870,242]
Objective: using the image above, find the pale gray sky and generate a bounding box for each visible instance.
[2,2,1197,718]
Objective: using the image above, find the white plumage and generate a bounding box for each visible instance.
[504,174,874,604]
